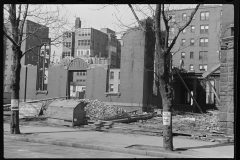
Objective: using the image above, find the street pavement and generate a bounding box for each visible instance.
[3,123,234,158]
[4,139,154,158]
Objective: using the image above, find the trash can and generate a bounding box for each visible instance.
[46,100,87,126]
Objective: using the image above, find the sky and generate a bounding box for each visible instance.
[50,4,219,62]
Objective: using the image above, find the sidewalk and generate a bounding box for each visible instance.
[3,123,234,158]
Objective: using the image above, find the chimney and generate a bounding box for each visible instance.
[75,17,81,29]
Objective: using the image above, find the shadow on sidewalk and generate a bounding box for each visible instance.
[15,130,86,135]
[177,142,234,150]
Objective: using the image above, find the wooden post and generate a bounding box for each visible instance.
[192,79,197,112]
[207,79,221,106]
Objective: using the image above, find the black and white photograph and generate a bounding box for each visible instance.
[3,4,235,158]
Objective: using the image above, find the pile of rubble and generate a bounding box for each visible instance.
[75,99,130,120]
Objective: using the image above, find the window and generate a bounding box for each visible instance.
[190,38,194,45]
[5,65,7,70]
[231,27,234,36]
[182,13,187,20]
[64,32,71,38]
[200,25,209,34]
[220,10,222,18]
[62,51,71,59]
[199,38,208,47]
[189,64,194,71]
[119,72,120,79]
[80,72,82,76]
[169,27,174,34]
[181,52,185,59]
[77,72,79,76]
[82,72,86,76]
[181,39,186,45]
[204,64,208,71]
[199,64,204,70]
[199,51,208,60]
[219,51,221,60]
[118,84,120,92]
[6,55,8,60]
[200,11,209,20]
[82,79,85,82]
[191,25,195,32]
[182,28,186,33]
[193,14,195,20]
[190,52,194,59]
[5,75,7,80]
[110,71,114,79]
[64,42,71,48]
[110,84,114,92]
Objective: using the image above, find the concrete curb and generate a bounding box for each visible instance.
[4,134,205,158]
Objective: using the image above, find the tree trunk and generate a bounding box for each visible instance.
[159,77,173,151]
[155,4,173,151]
[10,45,22,134]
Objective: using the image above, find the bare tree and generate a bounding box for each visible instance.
[126,4,200,151]
[3,4,71,134]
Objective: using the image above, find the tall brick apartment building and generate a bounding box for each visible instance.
[165,5,223,112]
[169,5,222,72]
[4,20,50,92]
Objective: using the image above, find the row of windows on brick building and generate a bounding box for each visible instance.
[168,37,209,47]
[181,51,221,60]
[169,24,217,35]
[76,71,87,76]
[188,64,208,71]
[171,10,222,22]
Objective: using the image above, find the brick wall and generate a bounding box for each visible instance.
[19,65,68,101]
[219,49,234,134]
[218,4,234,135]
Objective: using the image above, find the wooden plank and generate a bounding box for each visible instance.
[207,80,221,106]
[202,64,220,78]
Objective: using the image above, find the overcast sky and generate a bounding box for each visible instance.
[50,4,220,62]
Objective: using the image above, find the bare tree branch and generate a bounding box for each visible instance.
[21,44,44,58]
[18,4,28,45]
[166,4,200,55]
[128,4,145,31]
[3,29,18,46]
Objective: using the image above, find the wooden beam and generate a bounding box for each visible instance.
[174,68,203,113]
[207,80,221,106]
[202,63,220,78]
